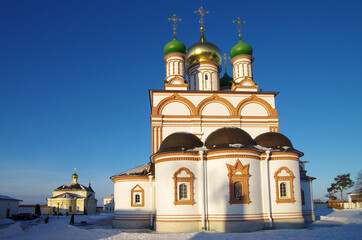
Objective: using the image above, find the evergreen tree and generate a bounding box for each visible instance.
[327,173,354,209]
[35,204,41,215]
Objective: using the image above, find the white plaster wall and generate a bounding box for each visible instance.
[152,93,173,107]
[162,126,194,141]
[240,126,270,139]
[161,102,191,115]
[155,161,200,217]
[188,63,220,91]
[201,102,230,116]
[0,200,19,219]
[178,94,211,107]
[269,160,302,214]
[206,157,263,217]
[114,180,151,214]
[241,103,268,116]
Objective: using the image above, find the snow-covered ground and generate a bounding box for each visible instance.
[0,209,361,240]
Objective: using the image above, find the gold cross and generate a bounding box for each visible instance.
[168,14,181,38]
[233,17,246,39]
[194,6,209,28]
[223,54,230,71]
[74,168,76,173]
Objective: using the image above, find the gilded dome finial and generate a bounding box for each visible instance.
[72,168,78,183]
[168,14,181,38]
[194,6,209,43]
[233,17,246,40]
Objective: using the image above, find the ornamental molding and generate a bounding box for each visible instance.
[274,166,296,204]
[226,159,251,204]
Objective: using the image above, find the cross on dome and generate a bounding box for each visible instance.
[223,53,231,72]
[233,17,246,40]
[168,14,181,38]
[194,6,209,29]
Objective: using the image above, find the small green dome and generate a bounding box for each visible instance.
[230,39,253,58]
[220,72,233,87]
[164,37,186,55]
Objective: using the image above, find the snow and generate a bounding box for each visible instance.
[0,210,361,240]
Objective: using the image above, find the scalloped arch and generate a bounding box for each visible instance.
[236,95,277,116]
[196,94,236,116]
[274,166,294,178]
[173,167,194,179]
[153,93,196,115]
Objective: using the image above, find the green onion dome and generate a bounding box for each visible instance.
[164,37,187,55]
[230,39,253,58]
[220,72,233,87]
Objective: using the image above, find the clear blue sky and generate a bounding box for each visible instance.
[0,0,361,205]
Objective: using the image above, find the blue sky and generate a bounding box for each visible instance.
[0,0,361,205]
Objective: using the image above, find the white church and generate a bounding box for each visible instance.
[111,8,315,232]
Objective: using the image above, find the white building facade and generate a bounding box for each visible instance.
[0,195,22,219]
[103,194,115,212]
[111,10,315,232]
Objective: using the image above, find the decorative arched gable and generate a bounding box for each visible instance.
[240,77,257,87]
[131,184,144,207]
[168,77,186,85]
[274,166,295,204]
[173,167,195,205]
[153,93,196,115]
[236,94,277,116]
[226,159,251,204]
[196,93,236,116]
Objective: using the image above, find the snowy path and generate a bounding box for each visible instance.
[0,209,361,240]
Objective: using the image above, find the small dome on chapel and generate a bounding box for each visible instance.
[254,132,293,149]
[205,127,255,150]
[164,37,187,55]
[219,72,233,88]
[230,39,253,58]
[158,132,203,153]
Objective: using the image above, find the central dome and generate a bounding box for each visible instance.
[186,30,222,66]
[205,127,255,150]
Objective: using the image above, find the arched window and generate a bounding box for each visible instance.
[234,182,242,199]
[179,184,188,200]
[274,166,295,203]
[226,160,250,204]
[205,74,209,89]
[131,185,144,207]
[280,182,287,197]
[135,194,140,203]
[301,189,305,205]
[173,168,195,205]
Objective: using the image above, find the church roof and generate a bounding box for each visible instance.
[0,195,22,201]
[254,132,304,156]
[205,127,255,150]
[50,192,85,199]
[348,188,362,196]
[55,182,94,192]
[111,162,152,179]
[158,132,203,153]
